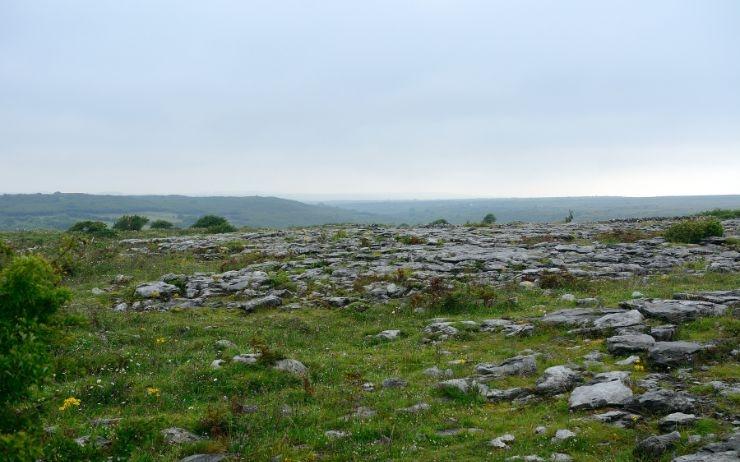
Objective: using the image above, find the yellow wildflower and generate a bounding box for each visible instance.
[155,337,166,344]
[146,387,161,396]
[59,397,81,411]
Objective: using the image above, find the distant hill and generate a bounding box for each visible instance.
[324,195,740,224]
[2,193,739,230]
[0,193,381,230]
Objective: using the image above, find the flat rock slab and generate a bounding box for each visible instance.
[593,309,644,329]
[648,341,702,368]
[475,355,537,379]
[626,389,697,414]
[541,308,627,327]
[136,281,179,299]
[569,380,633,410]
[622,299,727,324]
[606,333,656,354]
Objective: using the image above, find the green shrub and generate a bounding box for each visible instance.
[538,271,590,291]
[149,219,174,229]
[429,218,449,226]
[664,219,724,244]
[396,234,426,245]
[1,431,42,462]
[191,215,237,233]
[698,208,740,219]
[595,228,652,244]
[0,241,14,270]
[482,213,497,224]
[67,221,116,238]
[112,215,149,231]
[564,209,575,223]
[0,256,71,433]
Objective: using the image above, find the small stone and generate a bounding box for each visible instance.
[214,339,235,350]
[325,430,349,440]
[273,359,308,376]
[210,359,225,369]
[551,454,572,462]
[375,329,401,341]
[535,426,547,434]
[161,427,202,444]
[489,433,516,448]
[382,377,408,388]
[362,382,375,392]
[232,353,260,364]
[615,355,640,366]
[178,455,228,462]
[551,429,576,442]
[423,366,453,378]
[398,402,431,413]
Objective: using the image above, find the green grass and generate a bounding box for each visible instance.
[2,230,738,461]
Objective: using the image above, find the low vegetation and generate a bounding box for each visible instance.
[0,220,736,461]
[697,208,740,220]
[664,218,724,244]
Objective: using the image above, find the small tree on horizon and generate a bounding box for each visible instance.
[67,220,116,237]
[150,219,175,229]
[191,215,236,233]
[113,215,149,231]
[482,213,497,224]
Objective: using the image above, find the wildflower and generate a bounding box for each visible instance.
[59,397,81,411]
[146,387,160,396]
[155,337,166,344]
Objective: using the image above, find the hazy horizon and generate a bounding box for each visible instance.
[2,1,739,197]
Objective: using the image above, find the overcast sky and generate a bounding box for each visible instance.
[1,1,739,199]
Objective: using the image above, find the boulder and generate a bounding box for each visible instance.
[627,389,697,414]
[535,366,582,396]
[135,281,179,299]
[273,359,308,376]
[634,432,680,459]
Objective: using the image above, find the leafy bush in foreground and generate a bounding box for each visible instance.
[191,215,237,233]
[664,219,723,244]
[0,256,70,441]
[112,215,149,231]
[67,221,116,238]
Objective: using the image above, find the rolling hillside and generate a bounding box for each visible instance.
[0,193,380,230]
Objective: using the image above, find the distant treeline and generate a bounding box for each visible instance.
[1,193,739,230]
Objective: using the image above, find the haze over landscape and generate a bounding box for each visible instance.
[2,0,739,199]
